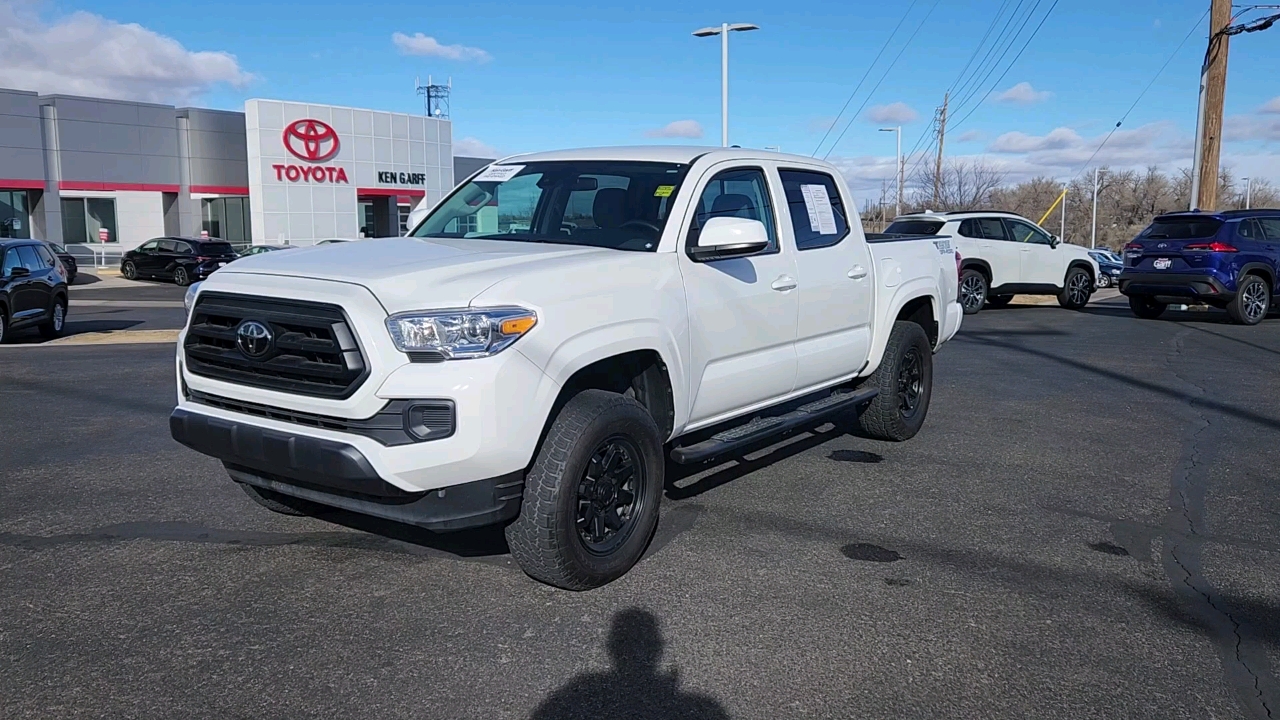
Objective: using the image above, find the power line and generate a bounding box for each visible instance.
[948,0,1038,115]
[811,0,922,157]
[823,0,942,159]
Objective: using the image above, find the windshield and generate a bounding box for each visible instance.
[412,161,691,252]
[884,220,944,235]
[1139,218,1223,240]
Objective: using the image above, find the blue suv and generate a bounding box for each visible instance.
[1119,210,1280,325]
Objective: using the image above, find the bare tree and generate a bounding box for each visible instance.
[908,158,1006,211]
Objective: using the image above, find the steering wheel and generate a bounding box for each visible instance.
[619,219,661,235]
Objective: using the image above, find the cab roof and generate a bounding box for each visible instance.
[493,145,826,166]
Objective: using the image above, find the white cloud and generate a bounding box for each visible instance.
[988,127,1083,153]
[0,0,251,104]
[1259,96,1280,114]
[644,119,703,139]
[392,32,491,62]
[1224,114,1280,143]
[956,130,985,143]
[453,136,499,158]
[865,102,919,125]
[996,82,1052,105]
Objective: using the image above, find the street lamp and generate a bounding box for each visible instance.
[693,22,759,147]
[879,126,902,217]
[1244,176,1252,209]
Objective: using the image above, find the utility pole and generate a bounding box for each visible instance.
[1061,184,1067,241]
[933,92,949,207]
[1190,0,1233,211]
[1091,168,1103,250]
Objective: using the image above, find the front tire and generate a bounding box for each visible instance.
[1128,295,1167,319]
[506,390,664,590]
[173,266,191,287]
[121,260,138,280]
[0,311,8,344]
[959,269,988,315]
[238,483,324,516]
[1058,267,1093,310]
[39,298,66,339]
[1096,274,1111,289]
[1227,274,1270,325]
[856,321,933,442]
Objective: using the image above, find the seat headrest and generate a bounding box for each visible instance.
[593,188,628,229]
[709,193,758,220]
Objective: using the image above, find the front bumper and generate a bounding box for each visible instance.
[1118,272,1233,300]
[170,407,523,531]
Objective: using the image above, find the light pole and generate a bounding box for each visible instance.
[879,126,902,217]
[1244,176,1252,209]
[693,23,759,147]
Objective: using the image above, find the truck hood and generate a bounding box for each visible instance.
[216,237,617,314]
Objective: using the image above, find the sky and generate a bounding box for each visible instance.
[2,0,1279,201]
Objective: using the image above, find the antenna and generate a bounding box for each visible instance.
[415,75,451,119]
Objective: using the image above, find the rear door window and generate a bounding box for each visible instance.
[976,218,1010,241]
[157,240,178,253]
[16,245,42,271]
[33,244,56,268]
[1256,218,1280,242]
[777,169,850,250]
[885,220,944,235]
[1237,220,1265,240]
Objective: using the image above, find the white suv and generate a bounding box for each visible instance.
[885,211,1098,314]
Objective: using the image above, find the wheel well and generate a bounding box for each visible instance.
[961,260,991,283]
[1068,260,1095,282]
[550,350,675,440]
[896,296,938,347]
[1241,266,1275,291]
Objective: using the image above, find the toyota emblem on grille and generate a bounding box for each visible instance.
[236,320,273,359]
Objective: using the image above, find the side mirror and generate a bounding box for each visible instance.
[8,266,30,278]
[689,216,770,262]
[1049,235,1061,248]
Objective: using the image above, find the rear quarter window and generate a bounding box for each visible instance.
[885,220,944,235]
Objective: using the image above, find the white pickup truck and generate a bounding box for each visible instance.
[170,147,962,589]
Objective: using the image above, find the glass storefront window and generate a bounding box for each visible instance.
[0,191,31,239]
[60,197,118,243]
[201,197,251,248]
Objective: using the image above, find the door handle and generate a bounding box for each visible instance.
[771,275,797,292]
[848,266,868,279]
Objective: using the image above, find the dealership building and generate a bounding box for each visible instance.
[0,87,492,249]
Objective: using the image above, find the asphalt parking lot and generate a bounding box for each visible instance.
[2,287,1278,719]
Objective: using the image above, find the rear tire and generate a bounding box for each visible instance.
[0,311,8,344]
[1227,274,1270,325]
[959,269,988,315]
[1128,295,1167,320]
[1096,274,1111,289]
[39,298,66,339]
[505,389,664,590]
[986,295,1013,308]
[1058,267,1093,310]
[856,321,933,442]
[173,266,191,287]
[121,260,138,280]
[238,483,324,516]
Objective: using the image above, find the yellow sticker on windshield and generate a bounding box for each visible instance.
[654,185,675,197]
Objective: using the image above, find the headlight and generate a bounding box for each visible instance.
[385,307,537,359]
[183,281,203,316]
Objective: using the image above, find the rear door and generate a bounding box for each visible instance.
[1005,218,1061,286]
[778,166,873,391]
[678,163,798,426]
[156,239,181,277]
[1257,217,1280,292]
[14,245,51,319]
[966,217,1021,287]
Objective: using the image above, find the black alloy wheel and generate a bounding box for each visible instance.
[577,436,647,555]
[896,346,925,421]
[121,260,138,280]
[173,266,191,287]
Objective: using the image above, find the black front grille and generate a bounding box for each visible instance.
[185,292,368,399]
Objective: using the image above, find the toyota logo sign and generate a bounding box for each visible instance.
[283,119,340,162]
[236,320,274,359]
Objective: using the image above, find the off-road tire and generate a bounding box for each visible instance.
[1057,267,1093,310]
[39,297,66,339]
[238,483,324,516]
[173,266,191,287]
[1128,295,1167,320]
[959,269,987,315]
[986,295,1013,308]
[121,260,138,280]
[856,321,933,442]
[505,389,664,590]
[1226,274,1270,326]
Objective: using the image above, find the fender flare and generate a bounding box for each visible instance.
[1238,262,1276,290]
[1067,259,1096,284]
[864,282,940,378]
[960,258,992,282]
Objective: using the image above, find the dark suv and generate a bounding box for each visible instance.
[1,240,69,343]
[121,237,238,286]
[1119,210,1280,325]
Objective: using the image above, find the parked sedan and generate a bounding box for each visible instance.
[1089,250,1123,288]
[120,237,238,286]
[44,241,78,284]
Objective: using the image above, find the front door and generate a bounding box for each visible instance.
[133,239,161,276]
[1006,219,1061,286]
[778,167,873,391]
[679,164,798,427]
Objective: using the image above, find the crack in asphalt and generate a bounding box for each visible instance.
[1162,330,1276,719]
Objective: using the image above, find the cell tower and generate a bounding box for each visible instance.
[415,76,451,120]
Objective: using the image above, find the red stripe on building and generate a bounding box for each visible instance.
[356,187,426,198]
[59,181,181,192]
[0,179,47,190]
[190,185,250,195]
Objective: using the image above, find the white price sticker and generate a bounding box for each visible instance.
[472,164,525,183]
[799,184,838,235]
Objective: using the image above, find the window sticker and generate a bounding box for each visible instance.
[799,184,838,235]
[654,185,675,198]
[472,165,525,183]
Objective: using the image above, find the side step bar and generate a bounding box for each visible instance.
[670,387,879,465]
